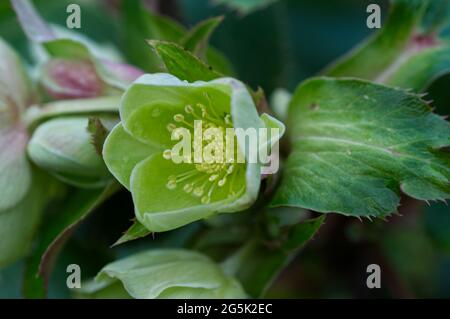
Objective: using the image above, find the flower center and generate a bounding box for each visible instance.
[162,92,244,204]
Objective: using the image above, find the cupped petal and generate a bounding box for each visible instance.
[0,126,31,211]
[103,123,159,189]
[120,73,231,148]
[210,78,266,212]
[259,113,285,150]
[91,249,247,299]
[0,37,32,115]
[130,154,245,232]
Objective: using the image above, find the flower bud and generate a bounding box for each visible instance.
[41,59,104,99]
[27,116,114,188]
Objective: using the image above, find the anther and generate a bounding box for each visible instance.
[218,178,227,187]
[163,149,172,159]
[193,187,204,197]
[209,174,219,181]
[167,123,176,132]
[174,114,184,122]
[185,105,194,114]
[166,180,177,190]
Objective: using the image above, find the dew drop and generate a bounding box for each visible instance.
[151,107,161,118]
[166,180,177,190]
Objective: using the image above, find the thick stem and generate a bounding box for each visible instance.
[24,95,122,130]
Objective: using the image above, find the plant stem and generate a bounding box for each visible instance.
[24,95,122,130]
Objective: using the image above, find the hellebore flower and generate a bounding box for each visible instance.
[0,37,48,266]
[103,73,284,232]
[78,249,246,299]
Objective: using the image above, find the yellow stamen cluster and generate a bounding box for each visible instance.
[163,93,244,204]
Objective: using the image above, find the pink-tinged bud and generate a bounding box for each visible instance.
[100,59,145,84]
[42,59,104,99]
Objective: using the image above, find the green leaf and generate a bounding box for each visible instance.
[384,43,450,91]
[324,0,450,90]
[325,0,425,80]
[272,78,450,218]
[206,47,235,76]
[182,16,224,59]
[79,249,246,299]
[120,1,233,75]
[23,182,119,298]
[213,0,278,14]
[87,117,109,155]
[0,168,50,268]
[148,40,223,82]
[112,221,151,247]
[222,215,325,297]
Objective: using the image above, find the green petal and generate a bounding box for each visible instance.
[0,37,32,116]
[103,123,159,189]
[259,112,285,151]
[210,78,265,212]
[120,73,230,148]
[0,127,31,211]
[130,154,245,232]
[0,168,49,267]
[90,249,246,299]
[76,280,132,299]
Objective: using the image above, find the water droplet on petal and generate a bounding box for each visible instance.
[151,107,161,118]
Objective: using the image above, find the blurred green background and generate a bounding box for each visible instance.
[0,0,449,298]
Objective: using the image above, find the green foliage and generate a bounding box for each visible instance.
[121,0,233,75]
[325,0,450,91]
[23,183,119,298]
[272,78,450,217]
[148,40,223,82]
[223,215,325,297]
